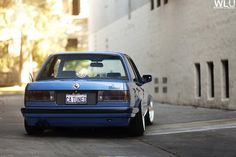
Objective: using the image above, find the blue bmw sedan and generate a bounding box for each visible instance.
[21,52,154,136]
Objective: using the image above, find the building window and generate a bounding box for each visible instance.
[72,0,80,15]
[128,0,131,19]
[164,0,168,5]
[222,60,229,99]
[155,87,159,93]
[65,38,78,50]
[207,62,215,98]
[163,86,167,93]
[150,0,154,10]
[194,63,201,97]
[162,77,167,84]
[157,0,161,7]
[154,77,159,84]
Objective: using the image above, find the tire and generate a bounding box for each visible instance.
[128,108,145,136]
[24,120,44,135]
[145,99,154,125]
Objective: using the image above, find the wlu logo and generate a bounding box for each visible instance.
[214,0,236,9]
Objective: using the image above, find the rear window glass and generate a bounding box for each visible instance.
[37,54,127,80]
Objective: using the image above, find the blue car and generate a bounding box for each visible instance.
[21,52,154,136]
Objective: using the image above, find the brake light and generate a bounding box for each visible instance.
[25,90,55,101]
[98,90,130,102]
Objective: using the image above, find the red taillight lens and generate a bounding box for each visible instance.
[25,91,55,101]
[98,90,130,102]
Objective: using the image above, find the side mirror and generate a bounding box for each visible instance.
[142,75,152,84]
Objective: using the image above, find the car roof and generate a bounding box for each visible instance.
[51,51,126,57]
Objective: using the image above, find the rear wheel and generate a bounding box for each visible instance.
[24,120,44,135]
[145,99,154,125]
[128,108,145,136]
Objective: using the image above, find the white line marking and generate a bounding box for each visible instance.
[146,118,236,136]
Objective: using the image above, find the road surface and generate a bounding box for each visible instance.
[0,95,236,157]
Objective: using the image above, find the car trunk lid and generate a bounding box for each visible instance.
[27,79,128,105]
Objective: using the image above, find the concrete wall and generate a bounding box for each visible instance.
[88,0,236,110]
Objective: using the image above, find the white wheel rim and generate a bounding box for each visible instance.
[142,113,146,130]
[149,101,154,122]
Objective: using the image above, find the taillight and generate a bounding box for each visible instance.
[98,90,130,102]
[25,90,55,101]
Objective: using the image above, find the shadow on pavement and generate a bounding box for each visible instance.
[23,127,135,139]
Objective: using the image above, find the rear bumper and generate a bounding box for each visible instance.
[21,107,138,127]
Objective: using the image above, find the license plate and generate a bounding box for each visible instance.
[66,94,87,104]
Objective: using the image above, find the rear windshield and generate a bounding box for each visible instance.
[36,54,127,81]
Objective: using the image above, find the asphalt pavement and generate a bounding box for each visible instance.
[0,95,236,157]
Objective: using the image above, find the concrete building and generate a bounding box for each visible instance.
[88,0,236,110]
[65,0,89,51]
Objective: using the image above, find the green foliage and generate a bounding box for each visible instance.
[0,0,13,8]
[31,40,46,67]
[0,41,19,72]
[0,0,67,73]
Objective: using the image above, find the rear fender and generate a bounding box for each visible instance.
[135,99,147,117]
[147,95,153,108]
[146,95,154,115]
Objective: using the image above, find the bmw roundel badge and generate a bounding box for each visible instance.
[73,83,80,89]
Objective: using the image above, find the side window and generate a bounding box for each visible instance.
[126,58,136,80]
[37,57,55,80]
[126,56,142,83]
[53,59,61,77]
